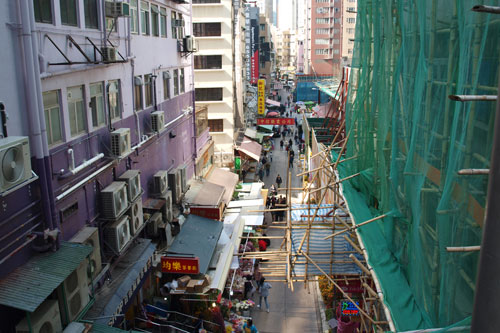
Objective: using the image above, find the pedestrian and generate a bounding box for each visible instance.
[290,149,295,159]
[288,138,293,147]
[258,277,272,313]
[281,131,285,139]
[280,140,284,150]
[265,161,271,176]
[269,150,273,162]
[244,275,253,299]
[275,174,282,188]
[258,167,264,181]
[289,155,294,169]
[243,319,258,333]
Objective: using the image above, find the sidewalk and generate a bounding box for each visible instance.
[249,89,321,333]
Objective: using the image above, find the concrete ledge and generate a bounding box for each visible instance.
[313,277,331,333]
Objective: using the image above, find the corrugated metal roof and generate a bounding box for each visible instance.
[0,241,92,312]
[168,215,223,274]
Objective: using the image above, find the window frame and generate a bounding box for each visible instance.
[194,55,223,69]
[140,1,150,35]
[193,22,222,37]
[108,79,122,120]
[160,7,167,37]
[208,119,223,132]
[67,85,87,137]
[151,5,160,37]
[134,76,143,111]
[171,11,178,39]
[173,69,179,96]
[195,88,223,102]
[42,90,63,146]
[130,0,139,34]
[90,82,106,128]
[180,68,185,94]
[60,0,78,27]
[163,71,171,100]
[84,0,99,29]
[144,74,154,107]
[34,0,53,24]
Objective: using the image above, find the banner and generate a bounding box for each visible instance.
[250,18,259,84]
[161,256,200,274]
[257,118,295,125]
[257,79,266,115]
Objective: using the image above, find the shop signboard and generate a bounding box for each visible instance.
[235,156,241,170]
[257,79,266,115]
[257,118,295,125]
[161,256,200,274]
[341,300,360,316]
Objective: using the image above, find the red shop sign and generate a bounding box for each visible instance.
[161,256,200,274]
[257,118,295,126]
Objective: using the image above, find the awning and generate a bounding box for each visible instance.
[266,99,281,106]
[168,215,223,274]
[207,168,239,205]
[184,180,225,207]
[236,138,262,161]
[290,204,362,275]
[257,124,274,132]
[207,215,245,291]
[86,239,156,325]
[0,242,92,312]
[244,128,257,139]
[227,199,264,208]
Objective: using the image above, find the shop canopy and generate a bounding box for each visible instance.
[206,168,239,205]
[0,242,92,312]
[266,99,281,107]
[236,138,262,161]
[184,180,225,207]
[168,215,223,275]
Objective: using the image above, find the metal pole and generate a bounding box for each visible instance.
[471,74,500,332]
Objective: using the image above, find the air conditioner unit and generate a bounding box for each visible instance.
[105,1,130,18]
[153,170,168,196]
[70,227,102,281]
[101,47,117,62]
[146,212,163,238]
[164,223,174,247]
[128,198,144,235]
[104,215,131,253]
[118,169,142,202]
[63,261,90,321]
[161,190,173,222]
[0,137,32,193]
[168,169,182,204]
[178,165,188,194]
[16,299,62,333]
[151,111,165,133]
[110,128,131,158]
[100,181,128,219]
[183,35,196,52]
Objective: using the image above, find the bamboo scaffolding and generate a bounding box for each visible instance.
[324,214,389,240]
[446,245,481,252]
[349,254,371,276]
[343,235,363,255]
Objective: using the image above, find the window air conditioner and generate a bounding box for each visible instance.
[183,35,196,52]
[100,181,128,219]
[105,1,130,18]
[128,198,144,235]
[161,190,173,222]
[62,261,90,321]
[168,169,183,204]
[146,212,163,238]
[153,170,168,196]
[104,215,131,253]
[16,299,63,333]
[151,111,165,133]
[178,165,188,194]
[118,169,142,202]
[101,47,117,62]
[0,137,32,193]
[70,227,102,281]
[110,128,131,158]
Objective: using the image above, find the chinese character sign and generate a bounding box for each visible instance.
[257,118,295,125]
[257,79,266,115]
[161,257,200,274]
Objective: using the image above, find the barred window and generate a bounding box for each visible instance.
[208,119,223,132]
[193,22,221,37]
[196,88,223,101]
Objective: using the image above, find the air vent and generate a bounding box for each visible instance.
[0,136,32,193]
[110,128,131,158]
[151,111,165,133]
[118,169,141,202]
[153,170,168,196]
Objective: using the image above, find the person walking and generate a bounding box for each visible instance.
[265,161,271,177]
[280,139,284,150]
[258,167,264,181]
[269,150,273,162]
[289,154,294,169]
[275,174,282,188]
[258,277,272,313]
[288,138,293,147]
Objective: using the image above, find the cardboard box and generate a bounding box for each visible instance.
[186,279,205,293]
[202,274,211,287]
[178,275,191,287]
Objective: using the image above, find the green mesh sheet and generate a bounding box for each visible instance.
[335,0,500,331]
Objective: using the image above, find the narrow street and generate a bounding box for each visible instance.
[249,90,321,333]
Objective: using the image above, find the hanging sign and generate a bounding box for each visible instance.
[257,79,266,115]
[161,256,200,274]
[341,301,360,316]
[257,118,295,125]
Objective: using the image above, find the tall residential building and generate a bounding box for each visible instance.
[0,0,198,329]
[342,0,357,67]
[193,0,245,166]
[259,14,276,93]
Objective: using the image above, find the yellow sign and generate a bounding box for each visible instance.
[257,79,266,115]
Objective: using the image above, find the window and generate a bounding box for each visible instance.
[347,7,355,11]
[316,18,329,24]
[316,7,329,14]
[193,22,221,37]
[194,55,222,69]
[151,5,159,36]
[84,0,98,29]
[106,17,116,32]
[333,49,340,54]
[163,71,171,100]
[34,0,53,23]
[195,107,208,136]
[141,1,150,35]
[333,38,340,44]
[316,0,329,2]
[171,11,177,39]
[130,0,138,33]
[259,36,265,44]
[315,38,329,45]
[347,28,355,34]
[60,0,78,26]
[333,28,340,34]
[348,48,353,54]
[67,86,86,136]
[108,80,121,119]
[144,74,153,107]
[180,69,185,94]
[42,91,62,145]
[195,88,223,101]
[173,69,179,96]
[260,24,265,31]
[315,28,329,35]
[315,48,329,55]
[333,18,340,23]
[193,0,221,3]
[160,7,167,37]
[134,76,143,110]
[177,13,184,39]
[208,119,223,132]
[90,82,105,127]
[347,18,356,23]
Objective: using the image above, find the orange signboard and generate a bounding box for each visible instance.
[161,256,200,274]
[257,79,266,115]
[257,118,295,125]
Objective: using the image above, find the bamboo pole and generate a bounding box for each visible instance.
[446,245,481,252]
[324,214,389,240]
[343,235,363,255]
[349,254,371,276]
[363,283,379,299]
[287,171,294,292]
[248,205,337,213]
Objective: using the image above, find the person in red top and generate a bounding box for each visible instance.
[258,239,267,251]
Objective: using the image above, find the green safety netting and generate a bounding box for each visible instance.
[336,0,500,331]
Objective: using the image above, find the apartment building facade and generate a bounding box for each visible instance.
[259,14,276,93]
[0,0,196,330]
